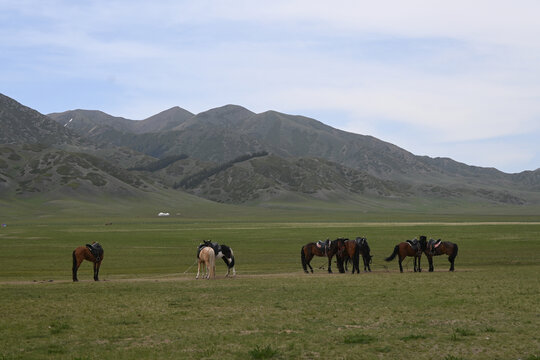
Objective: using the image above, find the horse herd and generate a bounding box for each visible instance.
[301,235,458,275]
[71,236,458,281]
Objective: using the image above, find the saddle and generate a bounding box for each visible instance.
[86,242,103,262]
[406,239,421,254]
[316,239,330,253]
[198,240,221,257]
[427,239,442,255]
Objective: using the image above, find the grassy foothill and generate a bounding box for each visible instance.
[0,216,539,359]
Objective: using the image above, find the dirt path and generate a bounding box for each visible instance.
[0,268,475,285]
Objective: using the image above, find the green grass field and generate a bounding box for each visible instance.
[0,215,539,359]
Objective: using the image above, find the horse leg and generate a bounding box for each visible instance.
[306,257,314,273]
[72,251,82,282]
[449,257,455,272]
[301,247,310,274]
[398,256,404,273]
[93,261,101,281]
[222,257,230,277]
[418,255,422,272]
[427,255,434,272]
[196,260,201,279]
[337,255,345,274]
[327,255,333,273]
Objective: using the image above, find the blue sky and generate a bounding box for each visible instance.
[1,0,539,173]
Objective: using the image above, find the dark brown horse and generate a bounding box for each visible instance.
[424,237,458,272]
[356,237,373,272]
[341,238,360,273]
[301,238,345,274]
[341,237,373,274]
[385,238,426,273]
[72,242,104,282]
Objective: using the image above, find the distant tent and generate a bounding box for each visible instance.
[158,212,170,217]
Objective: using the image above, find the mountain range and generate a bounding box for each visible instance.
[1,92,539,211]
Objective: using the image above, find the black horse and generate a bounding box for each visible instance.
[423,236,458,272]
[356,237,373,272]
[197,240,236,277]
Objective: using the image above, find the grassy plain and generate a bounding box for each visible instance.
[0,213,539,359]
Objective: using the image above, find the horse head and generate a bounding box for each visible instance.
[418,236,428,252]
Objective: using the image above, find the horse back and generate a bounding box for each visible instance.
[74,246,101,263]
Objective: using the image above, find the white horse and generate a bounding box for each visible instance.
[198,241,236,277]
[196,246,215,279]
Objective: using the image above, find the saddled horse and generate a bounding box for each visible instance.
[301,238,346,274]
[197,240,236,277]
[196,246,215,279]
[424,237,458,272]
[385,237,426,273]
[72,242,104,282]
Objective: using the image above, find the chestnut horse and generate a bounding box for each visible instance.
[343,237,373,273]
[301,238,345,274]
[341,238,360,273]
[424,237,459,272]
[72,242,104,282]
[196,246,216,279]
[384,238,426,273]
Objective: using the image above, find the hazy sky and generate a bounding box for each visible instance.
[1,1,539,173]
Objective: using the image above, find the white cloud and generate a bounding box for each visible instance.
[1,0,539,172]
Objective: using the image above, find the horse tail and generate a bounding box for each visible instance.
[301,246,308,272]
[354,243,361,266]
[385,245,399,262]
[209,249,216,278]
[72,250,77,272]
[450,243,458,261]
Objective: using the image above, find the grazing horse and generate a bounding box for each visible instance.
[72,242,104,282]
[424,237,459,272]
[356,237,373,272]
[342,237,373,274]
[197,240,236,277]
[301,238,346,274]
[384,238,426,273]
[196,246,215,279]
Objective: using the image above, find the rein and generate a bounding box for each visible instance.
[183,260,198,274]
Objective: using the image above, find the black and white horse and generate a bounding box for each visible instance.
[197,240,236,277]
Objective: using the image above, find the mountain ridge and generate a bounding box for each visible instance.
[1,92,538,209]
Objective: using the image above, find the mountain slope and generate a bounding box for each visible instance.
[49,103,538,190]
[0,94,77,145]
[3,92,538,208]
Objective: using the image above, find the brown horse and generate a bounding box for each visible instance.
[341,239,360,273]
[196,246,216,279]
[301,238,345,274]
[384,238,426,273]
[424,237,458,272]
[72,242,104,282]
